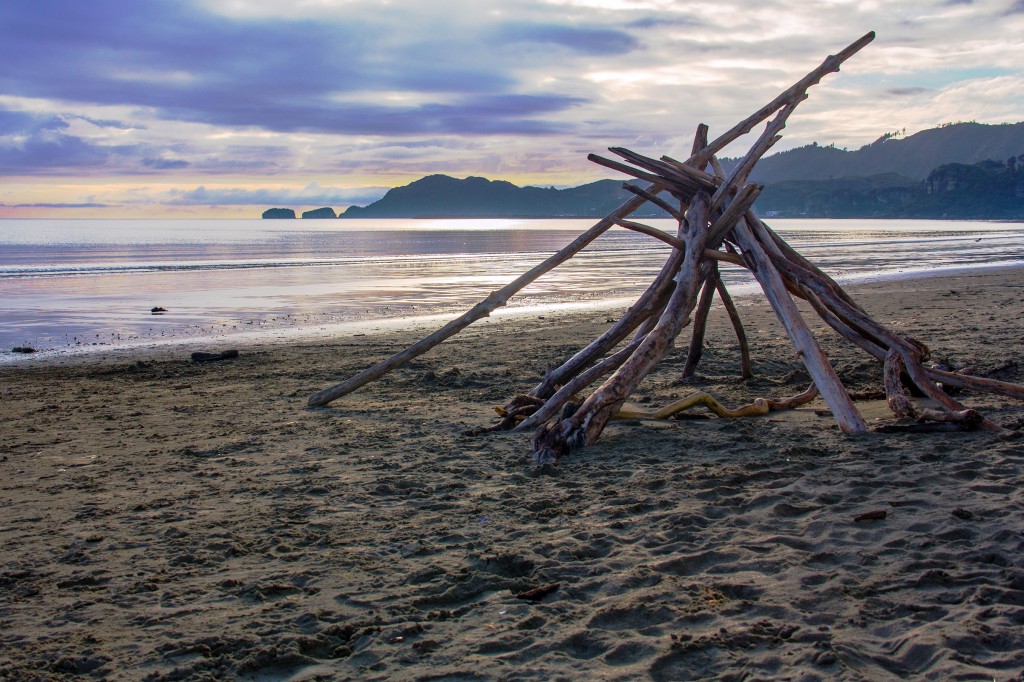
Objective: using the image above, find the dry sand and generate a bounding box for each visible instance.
[1,268,1023,681]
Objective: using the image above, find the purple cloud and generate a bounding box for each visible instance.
[164,184,387,206]
[493,22,640,55]
[0,112,135,174]
[0,0,591,139]
[142,157,190,169]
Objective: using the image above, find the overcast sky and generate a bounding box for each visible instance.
[2,0,1022,217]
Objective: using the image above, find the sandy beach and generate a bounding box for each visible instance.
[2,268,1023,681]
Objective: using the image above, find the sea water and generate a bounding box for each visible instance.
[1,218,1022,360]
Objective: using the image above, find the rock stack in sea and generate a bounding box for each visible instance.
[301,207,337,219]
[261,208,296,219]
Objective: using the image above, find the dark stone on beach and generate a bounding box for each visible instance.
[262,207,296,219]
[301,207,337,219]
[12,346,37,354]
[191,350,239,363]
[151,306,167,314]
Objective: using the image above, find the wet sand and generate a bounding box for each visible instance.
[1,268,1023,681]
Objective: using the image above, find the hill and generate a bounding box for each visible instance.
[339,161,1024,222]
[340,175,673,219]
[729,121,1024,183]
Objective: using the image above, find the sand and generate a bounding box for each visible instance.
[1,268,1023,681]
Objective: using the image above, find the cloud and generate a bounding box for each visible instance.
[627,15,705,29]
[142,157,190,169]
[493,22,640,55]
[162,182,388,207]
[885,87,931,96]
[0,0,591,138]
[0,111,134,174]
[1,202,110,208]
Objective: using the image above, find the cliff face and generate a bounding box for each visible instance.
[262,208,296,219]
[301,207,337,219]
[754,158,1024,219]
[920,157,1024,218]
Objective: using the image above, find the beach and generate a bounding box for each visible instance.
[1,268,1023,680]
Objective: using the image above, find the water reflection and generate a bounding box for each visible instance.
[1,218,1022,355]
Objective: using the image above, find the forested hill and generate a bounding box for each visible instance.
[729,121,1024,183]
[340,175,673,219]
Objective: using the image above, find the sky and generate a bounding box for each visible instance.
[1,0,1023,218]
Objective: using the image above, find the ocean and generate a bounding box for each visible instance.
[2,217,1023,361]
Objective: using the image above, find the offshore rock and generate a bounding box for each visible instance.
[262,208,296,219]
[301,207,337,219]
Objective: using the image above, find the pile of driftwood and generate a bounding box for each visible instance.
[309,32,1024,463]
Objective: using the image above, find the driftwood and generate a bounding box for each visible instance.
[308,31,1023,463]
[616,384,818,420]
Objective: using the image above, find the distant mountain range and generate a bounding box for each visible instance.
[265,121,1024,220]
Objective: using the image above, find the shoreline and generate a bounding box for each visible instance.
[1,268,1022,680]
[4,261,1023,369]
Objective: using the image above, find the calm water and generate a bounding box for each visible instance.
[2,218,1023,360]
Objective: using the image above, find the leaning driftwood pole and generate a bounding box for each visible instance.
[715,275,753,379]
[688,31,875,167]
[532,193,713,461]
[308,186,664,407]
[525,239,685,403]
[680,271,717,381]
[731,218,868,433]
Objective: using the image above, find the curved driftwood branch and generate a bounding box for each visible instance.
[616,383,818,420]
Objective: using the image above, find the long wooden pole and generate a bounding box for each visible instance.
[308,188,657,407]
[688,32,875,167]
[680,264,718,380]
[526,231,687,402]
[715,275,753,379]
[732,218,867,433]
[513,332,649,433]
[532,193,713,461]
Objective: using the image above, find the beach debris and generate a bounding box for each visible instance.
[151,306,168,314]
[854,510,888,522]
[513,582,560,602]
[11,346,37,354]
[952,507,975,520]
[191,350,239,363]
[308,31,1024,464]
[614,384,818,420]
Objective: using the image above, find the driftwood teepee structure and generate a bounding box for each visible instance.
[309,32,1024,463]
